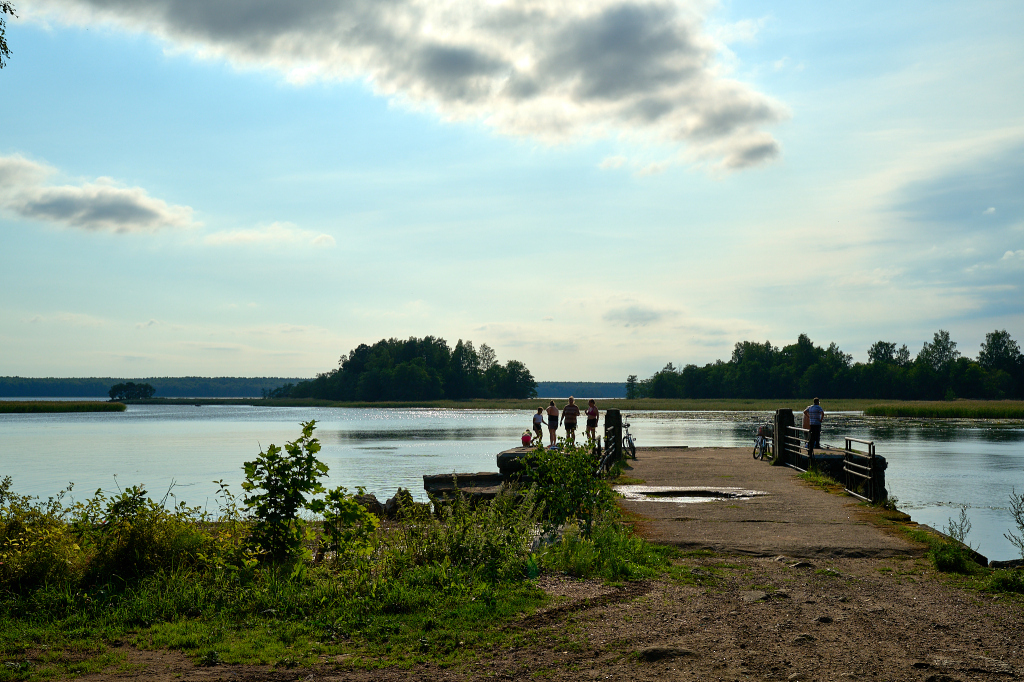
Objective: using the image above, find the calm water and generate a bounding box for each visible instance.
[1,405,1022,561]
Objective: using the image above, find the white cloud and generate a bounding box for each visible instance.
[203,222,336,248]
[25,0,787,169]
[1002,249,1023,260]
[984,207,996,214]
[598,155,627,170]
[602,304,673,327]
[0,154,198,233]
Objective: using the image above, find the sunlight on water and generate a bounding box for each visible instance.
[1,405,1022,560]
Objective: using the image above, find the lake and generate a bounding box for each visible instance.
[1,404,1022,561]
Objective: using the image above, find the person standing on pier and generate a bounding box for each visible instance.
[585,399,599,442]
[545,400,559,446]
[803,398,825,454]
[561,396,581,444]
[533,407,545,445]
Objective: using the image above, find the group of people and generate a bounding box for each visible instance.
[524,396,599,447]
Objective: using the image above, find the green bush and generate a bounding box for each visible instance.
[520,441,615,537]
[929,507,980,574]
[0,480,86,590]
[538,513,672,581]
[988,569,1024,594]
[240,420,328,563]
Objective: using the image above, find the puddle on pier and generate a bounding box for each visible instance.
[615,485,768,504]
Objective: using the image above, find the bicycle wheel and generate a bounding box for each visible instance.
[752,437,763,459]
[623,436,637,459]
[764,440,775,463]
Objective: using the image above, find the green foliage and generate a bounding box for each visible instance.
[538,513,674,581]
[82,486,208,582]
[630,329,1024,401]
[240,420,328,563]
[520,442,615,537]
[928,507,980,574]
[0,401,126,413]
[309,486,379,563]
[0,478,209,591]
[988,569,1024,594]
[107,382,155,401]
[797,467,842,491]
[286,336,537,401]
[0,2,14,69]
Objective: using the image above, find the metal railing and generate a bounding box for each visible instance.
[783,425,813,472]
[842,437,876,502]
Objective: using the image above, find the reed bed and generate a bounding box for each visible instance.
[862,401,1024,419]
[0,401,126,413]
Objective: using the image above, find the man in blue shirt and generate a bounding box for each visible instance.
[803,398,825,454]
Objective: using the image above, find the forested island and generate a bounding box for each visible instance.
[629,329,1024,401]
[279,336,537,401]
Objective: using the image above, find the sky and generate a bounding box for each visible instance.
[1,0,1022,382]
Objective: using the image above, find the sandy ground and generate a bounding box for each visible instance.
[74,447,1023,682]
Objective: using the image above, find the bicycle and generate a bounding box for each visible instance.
[622,418,637,460]
[752,423,774,462]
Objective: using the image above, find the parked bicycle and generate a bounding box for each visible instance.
[622,417,637,460]
[752,422,774,462]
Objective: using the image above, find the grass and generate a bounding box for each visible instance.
[0,401,126,413]
[862,400,1024,419]
[797,468,844,493]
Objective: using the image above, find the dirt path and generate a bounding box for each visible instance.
[617,446,916,558]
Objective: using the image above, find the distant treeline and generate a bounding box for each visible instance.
[0,377,309,398]
[630,330,1024,401]
[284,337,537,401]
[535,382,626,399]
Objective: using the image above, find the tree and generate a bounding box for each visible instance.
[1,2,15,69]
[868,341,897,364]
[625,374,639,399]
[917,330,960,373]
[108,382,156,401]
[978,330,1022,374]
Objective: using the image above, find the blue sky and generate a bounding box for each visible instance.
[1,0,1022,381]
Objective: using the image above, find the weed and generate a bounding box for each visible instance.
[798,468,842,492]
[1005,489,1024,559]
[928,508,981,574]
[988,569,1024,594]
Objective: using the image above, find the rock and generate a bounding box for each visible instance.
[788,561,814,569]
[788,673,806,681]
[741,590,767,602]
[637,646,696,662]
[792,634,815,644]
[772,590,790,599]
[353,493,383,516]
[990,559,1024,569]
[383,487,414,519]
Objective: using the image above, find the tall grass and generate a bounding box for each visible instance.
[863,400,1024,419]
[0,401,126,413]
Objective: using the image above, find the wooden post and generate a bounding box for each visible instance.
[604,409,622,463]
[774,409,793,466]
